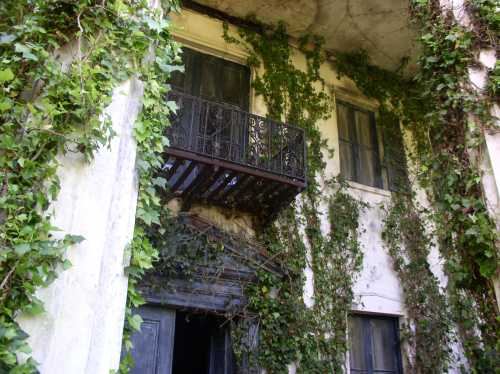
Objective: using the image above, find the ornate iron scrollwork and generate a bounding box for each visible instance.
[166,90,306,183]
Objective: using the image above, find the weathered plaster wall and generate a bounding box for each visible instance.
[16,79,143,374]
[170,8,444,373]
[442,0,500,309]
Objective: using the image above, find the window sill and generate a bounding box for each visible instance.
[346,180,392,198]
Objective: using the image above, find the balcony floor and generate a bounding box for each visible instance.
[164,148,305,221]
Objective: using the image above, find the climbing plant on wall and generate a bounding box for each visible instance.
[0,0,181,372]
[382,193,453,373]
[223,21,367,373]
[332,0,499,372]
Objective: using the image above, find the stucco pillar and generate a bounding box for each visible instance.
[17,78,143,374]
[441,0,500,310]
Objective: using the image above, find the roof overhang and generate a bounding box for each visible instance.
[186,0,420,72]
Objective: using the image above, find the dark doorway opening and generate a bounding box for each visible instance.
[172,311,233,374]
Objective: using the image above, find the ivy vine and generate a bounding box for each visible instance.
[0,0,181,372]
[223,21,367,373]
[333,0,499,372]
[382,193,453,373]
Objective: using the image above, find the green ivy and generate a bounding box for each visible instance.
[224,21,366,373]
[382,193,453,373]
[117,5,183,373]
[0,0,180,372]
[332,0,499,372]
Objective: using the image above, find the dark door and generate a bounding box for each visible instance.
[128,306,175,374]
[209,325,234,374]
[127,307,236,374]
[349,315,403,374]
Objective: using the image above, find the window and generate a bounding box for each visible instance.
[337,101,383,189]
[337,101,409,191]
[349,315,403,374]
[171,47,250,111]
[379,109,409,192]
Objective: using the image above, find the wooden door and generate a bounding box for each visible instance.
[128,306,176,374]
[209,326,234,374]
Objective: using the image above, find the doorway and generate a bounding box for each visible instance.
[172,311,233,374]
[126,306,234,374]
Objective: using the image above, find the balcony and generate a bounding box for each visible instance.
[163,90,307,220]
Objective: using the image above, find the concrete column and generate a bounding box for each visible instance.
[441,0,500,309]
[17,78,143,374]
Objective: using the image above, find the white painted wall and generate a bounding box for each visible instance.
[17,78,143,374]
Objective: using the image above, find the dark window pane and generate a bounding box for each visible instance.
[380,111,408,191]
[222,66,247,108]
[355,111,374,148]
[340,140,355,181]
[349,316,367,371]
[370,319,398,371]
[357,148,377,187]
[337,101,382,188]
[337,102,352,141]
[349,315,401,374]
[170,47,250,112]
[200,57,219,101]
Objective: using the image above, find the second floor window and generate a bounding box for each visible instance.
[337,101,383,189]
[337,101,408,191]
[171,47,250,111]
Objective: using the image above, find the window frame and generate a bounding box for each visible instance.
[336,100,384,189]
[348,313,404,374]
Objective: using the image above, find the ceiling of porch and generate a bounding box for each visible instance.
[190,0,420,72]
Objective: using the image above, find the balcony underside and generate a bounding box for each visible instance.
[164,147,305,220]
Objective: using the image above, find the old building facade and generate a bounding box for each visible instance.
[10,1,498,374]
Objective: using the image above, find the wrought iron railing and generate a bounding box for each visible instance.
[166,90,307,182]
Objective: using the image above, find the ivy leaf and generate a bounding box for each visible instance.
[479,260,495,278]
[152,177,167,188]
[62,259,72,270]
[144,16,169,33]
[66,234,85,245]
[23,298,45,316]
[156,57,184,74]
[137,207,160,226]
[14,243,31,255]
[0,68,14,83]
[166,100,178,113]
[0,33,16,44]
[129,314,143,331]
[14,43,38,61]
[4,328,18,340]
[0,99,12,112]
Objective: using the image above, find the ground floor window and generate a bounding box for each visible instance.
[349,314,403,374]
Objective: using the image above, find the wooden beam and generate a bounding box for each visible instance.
[205,171,235,200]
[170,161,196,192]
[166,147,306,189]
